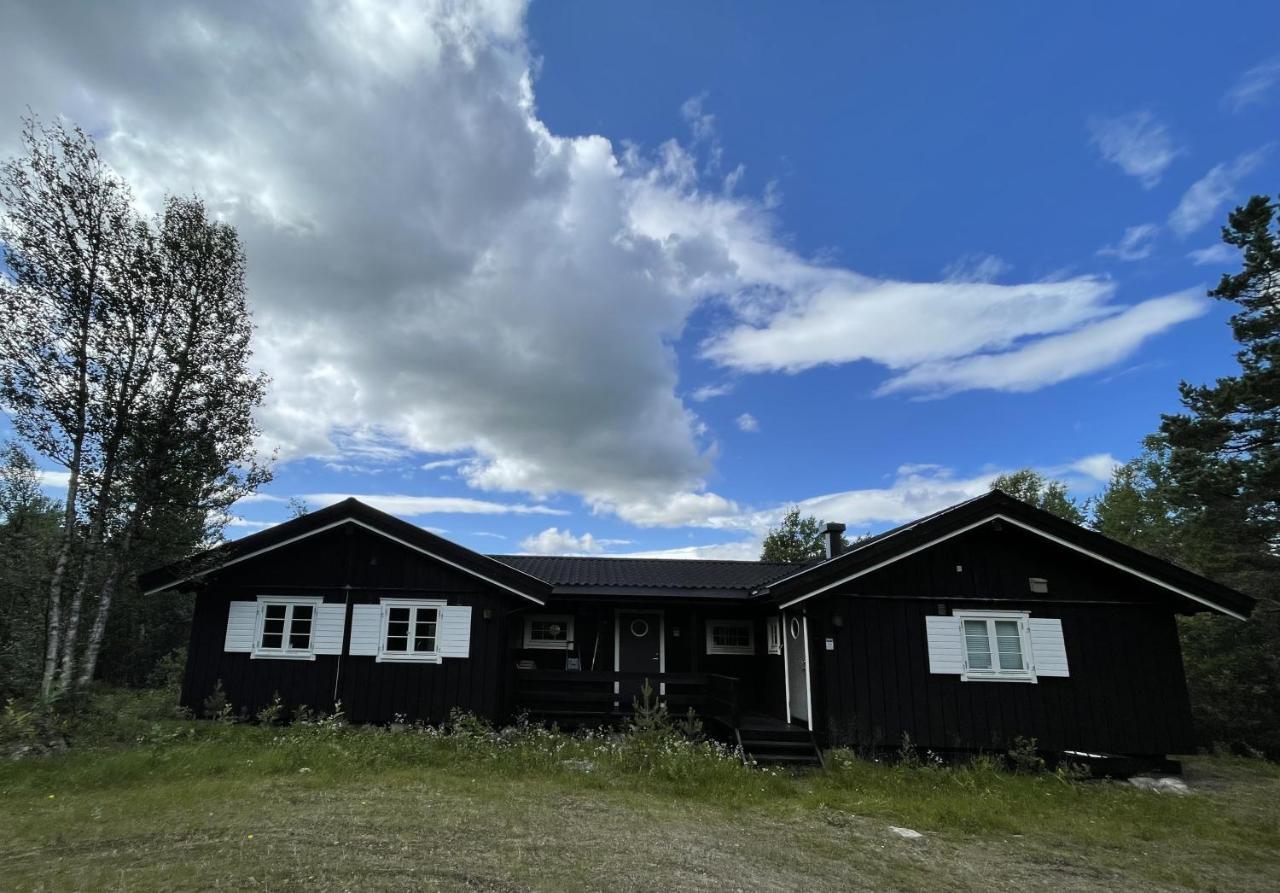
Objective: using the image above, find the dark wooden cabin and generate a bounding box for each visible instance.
[141,491,1255,765]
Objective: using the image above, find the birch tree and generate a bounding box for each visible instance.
[0,116,133,697]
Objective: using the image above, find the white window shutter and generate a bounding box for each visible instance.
[349,604,383,656]
[438,605,472,659]
[312,604,347,655]
[925,616,964,674]
[224,601,258,652]
[1028,618,1069,677]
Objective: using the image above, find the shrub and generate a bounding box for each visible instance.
[1007,736,1045,774]
[202,680,233,722]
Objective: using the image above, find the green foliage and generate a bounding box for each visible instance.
[255,692,286,727]
[1006,736,1045,774]
[990,469,1085,523]
[202,679,233,723]
[760,507,849,563]
[1124,193,1280,758]
[0,442,62,698]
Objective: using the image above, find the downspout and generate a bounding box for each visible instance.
[332,584,352,705]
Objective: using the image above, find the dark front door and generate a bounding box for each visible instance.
[616,610,662,705]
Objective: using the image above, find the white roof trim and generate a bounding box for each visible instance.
[145,517,546,605]
[777,512,1247,620]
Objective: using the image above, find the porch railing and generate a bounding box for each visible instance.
[513,670,740,727]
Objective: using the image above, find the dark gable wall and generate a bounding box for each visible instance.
[181,523,521,723]
[805,523,1197,756]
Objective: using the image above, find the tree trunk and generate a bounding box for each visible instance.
[40,451,82,699]
[77,517,136,687]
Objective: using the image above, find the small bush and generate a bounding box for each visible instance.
[1007,736,1045,774]
[202,680,233,722]
[256,692,286,726]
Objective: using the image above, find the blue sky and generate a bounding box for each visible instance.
[2,1,1278,558]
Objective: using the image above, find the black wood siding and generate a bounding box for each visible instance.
[180,523,521,723]
[807,523,1196,755]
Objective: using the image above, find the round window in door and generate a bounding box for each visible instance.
[630,618,650,638]
[789,617,802,640]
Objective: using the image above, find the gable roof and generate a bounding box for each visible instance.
[490,555,794,599]
[138,498,552,604]
[753,490,1256,620]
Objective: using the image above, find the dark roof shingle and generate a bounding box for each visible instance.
[488,555,795,593]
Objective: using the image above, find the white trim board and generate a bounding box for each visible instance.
[144,518,546,605]
[777,513,1247,621]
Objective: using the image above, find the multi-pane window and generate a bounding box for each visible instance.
[384,604,438,657]
[958,612,1032,680]
[705,619,755,655]
[766,616,782,655]
[254,598,318,658]
[524,615,574,650]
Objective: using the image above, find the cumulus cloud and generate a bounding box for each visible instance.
[303,493,568,517]
[518,527,629,555]
[1169,149,1271,236]
[1224,57,1280,112]
[736,412,759,432]
[0,1,1212,525]
[1087,111,1181,188]
[1097,224,1159,262]
[1187,243,1239,267]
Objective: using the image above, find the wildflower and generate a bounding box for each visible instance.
[247,834,254,840]
[47,794,55,800]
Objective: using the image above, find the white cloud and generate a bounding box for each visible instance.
[0,2,1210,524]
[877,290,1207,397]
[226,517,277,530]
[1224,57,1280,112]
[622,540,762,561]
[736,412,759,432]
[701,275,1200,397]
[303,493,568,517]
[592,490,741,528]
[1087,111,1181,188]
[1058,453,1122,482]
[942,253,1010,283]
[689,382,734,402]
[1169,148,1271,236]
[1187,243,1239,267]
[421,457,469,471]
[37,470,70,491]
[1097,223,1159,261]
[518,526,630,555]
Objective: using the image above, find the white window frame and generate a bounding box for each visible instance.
[377,598,445,664]
[954,610,1036,683]
[523,614,575,650]
[252,596,322,661]
[766,616,782,655]
[705,619,755,656]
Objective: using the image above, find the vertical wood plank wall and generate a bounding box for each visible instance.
[805,524,1196,755]
[181,524,518,723]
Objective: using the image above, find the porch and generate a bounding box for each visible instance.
[513,669,824,765]
[513,669,744,729]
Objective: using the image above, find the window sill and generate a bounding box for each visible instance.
[524,641,572,650]
[251,651,317,661]
[961,672,1037,684]
[706,647,755,656]
[376,653,443,664]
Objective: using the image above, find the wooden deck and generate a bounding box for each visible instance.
[513,669,741,726]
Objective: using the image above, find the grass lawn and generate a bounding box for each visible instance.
[1,692,1278,891]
